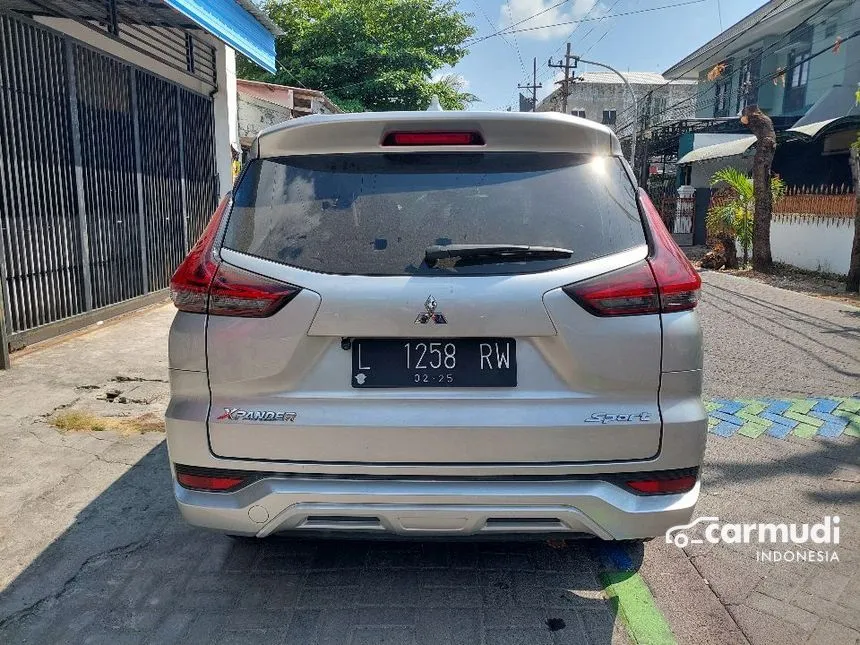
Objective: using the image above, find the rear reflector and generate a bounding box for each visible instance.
[626,475,697,495]
[382,131,485,146]
[169,195,301,317]
[562,189,701,316]
[176,472,246,492]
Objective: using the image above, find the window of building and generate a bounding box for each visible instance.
[737,51,761,113]
[825,22,837,38]
[602,109,617,125]
[713,76,732,118]
[571,109,586,118]
[783,49,810,113]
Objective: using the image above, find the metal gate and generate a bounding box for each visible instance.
[0,13,217,343]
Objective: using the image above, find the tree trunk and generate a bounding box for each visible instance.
[720,234,739,269]
[742,105,777,272]
[848,144,860,293]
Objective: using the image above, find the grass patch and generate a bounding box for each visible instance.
[51,410,164,434]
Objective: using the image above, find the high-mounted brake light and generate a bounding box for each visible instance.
[169,195,301,317]
[382,131,485,146]
[563,189,701,316]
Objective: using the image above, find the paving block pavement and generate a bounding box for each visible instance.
[0,271,858,645]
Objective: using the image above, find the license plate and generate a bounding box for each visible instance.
[351,338,517,388]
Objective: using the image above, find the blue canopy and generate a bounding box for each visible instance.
[164,0,280,73]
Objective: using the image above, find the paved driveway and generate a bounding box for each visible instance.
[0,271,857,645]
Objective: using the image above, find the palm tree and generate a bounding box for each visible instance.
[707,167,785,269]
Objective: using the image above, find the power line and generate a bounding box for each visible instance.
[613,0,849,134]
[549,0,605,57]
[467,0,575,46]
[611,0,800,127]
[505,0,529,77]
[469,0,527,76]
[611,0,839,132]
[579,0,629,58]
[465,0,705,45]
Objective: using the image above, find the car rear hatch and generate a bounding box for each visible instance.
[172,115,694,466]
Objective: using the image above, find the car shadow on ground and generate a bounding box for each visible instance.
[706,435,860,506]
[0,442,642,644]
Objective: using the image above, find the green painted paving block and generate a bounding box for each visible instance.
[837,399,860,413]
[738,401,768,415]
[788,399,817,414]
[792,423,820,438]
[784,410,824,427]
[704,401,720,412]
[601,571,676,645]
[834,410,860,437]
[738,422,771,438]
[736,410,772,425]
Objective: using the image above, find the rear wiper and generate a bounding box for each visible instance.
[424,244,573,266]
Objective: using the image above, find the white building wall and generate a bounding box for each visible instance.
[237,95,292,140]
[213,43,237,197]
[770,216,854,275]
[689,154,753,188]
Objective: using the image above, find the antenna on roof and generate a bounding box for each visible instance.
[427,96,443,111]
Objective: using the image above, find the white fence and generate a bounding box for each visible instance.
[770,214,855,275]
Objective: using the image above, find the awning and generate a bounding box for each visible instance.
[677,136,757,164]
[787,114,860,140]
[790,85,860,131]
[786,119,838,138]
[163,0,283,73]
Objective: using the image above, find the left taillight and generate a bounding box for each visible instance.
[169,195,301,317]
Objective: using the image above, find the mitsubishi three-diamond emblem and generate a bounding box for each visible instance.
[414,295,447,324]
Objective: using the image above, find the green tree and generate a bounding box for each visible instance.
[708,167,785,269]
[239,0,477,112]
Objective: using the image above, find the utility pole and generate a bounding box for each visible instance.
[518,57,542,112]
[548,43,576,114]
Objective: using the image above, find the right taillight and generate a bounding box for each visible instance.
[563,189,701,316]
[170,195,301,317]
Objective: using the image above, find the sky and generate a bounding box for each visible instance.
[449,0,767,110]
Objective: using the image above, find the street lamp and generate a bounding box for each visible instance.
[573,56,637,168]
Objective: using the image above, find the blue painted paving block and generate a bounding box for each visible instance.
[603,544,635,571]
[812,398,840,414]
[712,399,745,414]
[809,411,848,438]
[711,421,741,437]
[761,412,797,438]
[764,400,792,415]
[710,411,744,425]
[707,397,859,440]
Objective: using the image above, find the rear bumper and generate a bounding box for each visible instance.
[173,475,700,540]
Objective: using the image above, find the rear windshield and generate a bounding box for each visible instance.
[225,152,644,276]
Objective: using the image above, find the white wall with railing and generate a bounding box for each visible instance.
[769,214,855,275]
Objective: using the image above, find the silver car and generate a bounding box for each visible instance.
[166,110,705,540]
